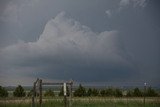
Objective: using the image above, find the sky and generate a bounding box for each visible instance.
[0,0,160,86]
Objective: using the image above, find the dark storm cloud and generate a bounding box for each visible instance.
[0,12,136,85]
[0,0,160,86]
[0,0,118,49]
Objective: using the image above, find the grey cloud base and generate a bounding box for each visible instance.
[0,12,136,85]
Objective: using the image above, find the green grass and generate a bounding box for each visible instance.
[0,97,160,107]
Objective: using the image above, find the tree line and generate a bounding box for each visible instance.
[74,84,159,97]
[0,84,159,97]
[73,84,159,97]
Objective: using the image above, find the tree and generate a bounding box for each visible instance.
[0,86,8,97]
[59,86,70,96]
[74,84,86,97]
[44,89,55,97]
[126,90,133,97]
[27,89,33,97]
[100,89,106,97]
[133,88,142,97]
[105,88,115,96]
[146,87,158,97]
[86,88,99,96]
[115,88,123,97]
[13,85,26,97]
[87,88,92,96]
[92,88,99,96]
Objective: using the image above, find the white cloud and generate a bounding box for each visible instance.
[0,12,133,85]
[2,12,130,64]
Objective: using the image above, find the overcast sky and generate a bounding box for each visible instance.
[0,0,160,86]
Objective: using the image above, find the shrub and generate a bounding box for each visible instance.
[100,88,122,97]
[0,86,8,97]
[87,88,99,96]
[100,89,106,97]
[146,87,158,97]
[44,89,55,97]
[115,88,123,97]
[13,85,26,97]
[105,88,115,96]
[126,90,133,97]
[92,88,99,96]
[87,88,92,96]
[27,89,33,97]
[74,84,86,97]
[133,88,142,97]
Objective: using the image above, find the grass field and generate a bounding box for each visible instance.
[0,97,160,107]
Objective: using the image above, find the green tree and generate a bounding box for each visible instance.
[105,88,115,96]
[126,90,133,97]
[74,84,86,97]
[92,88,99,96]
[0,86,8,97]
[87,88,92,96]
[86,88,99,96]
[115,88,123,97]
[13,85,26,97]
[133,88,142,97]
[100,89,106,97]
[27,89,33,97]
[146,87,158,97]
[44,89,55,97]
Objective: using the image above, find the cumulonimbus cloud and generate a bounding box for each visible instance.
[0,12,135,84]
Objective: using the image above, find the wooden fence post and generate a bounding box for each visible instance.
[32,79,73,107]
[69,81,73,107]
[32,82,36,107]
[64,83,67,107]
[39,79,42,107]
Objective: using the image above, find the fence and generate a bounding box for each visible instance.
[32,78,73,107]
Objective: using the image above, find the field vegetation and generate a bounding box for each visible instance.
[0,84,160,107]
[0,97,160,107]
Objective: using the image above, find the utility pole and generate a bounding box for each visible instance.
[143,82,147,107]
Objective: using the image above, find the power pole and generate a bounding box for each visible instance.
[143,82,147,107]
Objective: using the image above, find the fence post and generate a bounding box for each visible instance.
[39,79,42,107]
[32,82,36,107]
[69,80,73,107]
[64,83,67,107]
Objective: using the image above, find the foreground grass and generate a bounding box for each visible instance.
[0,97,160,107]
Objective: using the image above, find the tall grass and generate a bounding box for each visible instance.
[0,97,160,107]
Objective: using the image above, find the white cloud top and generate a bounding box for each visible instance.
[2,12,130,64]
